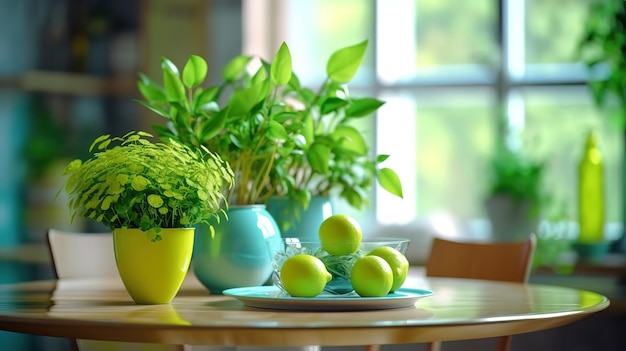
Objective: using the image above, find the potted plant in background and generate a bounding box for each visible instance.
[61,131,234,303]
[484,144,546,242]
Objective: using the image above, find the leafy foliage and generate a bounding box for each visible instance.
[62,131,234,241]
[137,45,292,205]
[577,0,626,129]
[271,40,403,210]
[136,40,403,210]
[487,147,545,214]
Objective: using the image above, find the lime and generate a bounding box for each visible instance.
[280,254,332,297]
[350,255,393,297]
[367,246,409,292]
[318,214,362,256]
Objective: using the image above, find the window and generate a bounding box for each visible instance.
[243,0,622,238]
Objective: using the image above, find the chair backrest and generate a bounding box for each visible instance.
[425,234,536,283]
[423,234,537,351]
[47,229,119,279]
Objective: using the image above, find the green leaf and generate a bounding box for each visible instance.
[293,134,307,148]
[378,168,403,198]
[251,65,268,85]
[307,143,331,174]
[341,188,364,210]
[133,100,171,119]
[331,125,367,155]
[137,74,167,103]
[345,98,385,117]
[288,72,302,91]
[376,154,390,163]
[171,102,191,130]
[277,140,296,157]
[271,42,293,85]
[199,108,229,142]
[161,57,180,76]
[228,87,259,117]
[266,120,288,141]
[326,40,368,83]
[228,79,270,116]
[152,125,177,141]
[321,97,349,115]
[182,55,208,88]
[193,86,220,114]
[161,58,186,102]
[302,113,315,147]
[272,111,299,124]
[89,134,110,152]
[223,55,252,82]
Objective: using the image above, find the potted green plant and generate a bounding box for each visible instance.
[484,145,546,242]
[61,131,234,303]
[137,40,403,208]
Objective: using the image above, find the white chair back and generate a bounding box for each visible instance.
[47,229,118,279]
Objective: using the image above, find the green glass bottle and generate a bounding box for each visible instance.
[578,131,604,244]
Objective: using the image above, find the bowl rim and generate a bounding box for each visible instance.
[276,237,411,243]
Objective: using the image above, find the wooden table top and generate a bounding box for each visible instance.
[0,269,610,347]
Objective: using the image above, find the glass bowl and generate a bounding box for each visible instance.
[266,237,410,296]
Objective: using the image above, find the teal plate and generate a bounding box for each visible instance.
[222,286,434,311]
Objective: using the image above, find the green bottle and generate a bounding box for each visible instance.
[578,131,604,244]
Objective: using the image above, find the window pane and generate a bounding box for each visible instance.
[282,0,375,85]
[525,0,591,64]
[378,0,496,84]
[376,88,496,226]
[520,86,622,224]
[516,0,591,81]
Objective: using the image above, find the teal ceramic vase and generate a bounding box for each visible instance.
[266,196,334,241]
[192,205,280,293]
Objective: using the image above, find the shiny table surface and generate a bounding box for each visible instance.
[0,269,610,347]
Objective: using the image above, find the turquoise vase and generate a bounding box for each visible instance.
[192,205,280,293]
[266,196,334,241]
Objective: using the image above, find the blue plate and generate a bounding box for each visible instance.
[222,286,434,311]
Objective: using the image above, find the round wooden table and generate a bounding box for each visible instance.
[0,273,609,347]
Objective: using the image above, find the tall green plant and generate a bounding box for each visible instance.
[271,40,403,210]
[136,44,294,205]
[136,40,403,210]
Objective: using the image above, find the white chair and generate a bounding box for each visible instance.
[46,229,190,351]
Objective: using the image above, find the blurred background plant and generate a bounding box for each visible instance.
[23,97,69,181]
[578,0,626,129]
[486,146,546,216]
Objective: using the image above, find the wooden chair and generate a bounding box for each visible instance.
[46,229,190,351]
[364,234,535,351]
[423,234,537,351]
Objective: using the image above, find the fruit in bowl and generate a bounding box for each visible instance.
[267,214,410,298]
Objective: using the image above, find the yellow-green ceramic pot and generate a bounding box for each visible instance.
[113,228,194,304]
